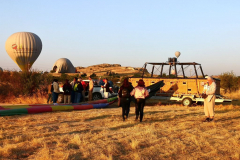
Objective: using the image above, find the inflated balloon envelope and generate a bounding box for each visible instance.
[5,32,42,71]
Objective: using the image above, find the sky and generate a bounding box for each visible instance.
[0,0,240,76]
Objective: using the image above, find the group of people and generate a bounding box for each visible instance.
[118,78,149,122]
[47,76,94,105]
[47,75,216,123]
[117,76,217,123]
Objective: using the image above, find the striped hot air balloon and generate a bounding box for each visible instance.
[5,32,42,71]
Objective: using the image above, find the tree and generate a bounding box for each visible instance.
[90,73,96,78]
[219,71,239,93]
[81,73,87,77]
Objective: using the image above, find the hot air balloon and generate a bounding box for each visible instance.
[52,58,76,73]
[175,51,181,58]
[5,32,42,71]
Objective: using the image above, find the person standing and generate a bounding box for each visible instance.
[81,78,86,102]
[47,81,53,104]
[98,77,104,95]
[74,78,83,103]
[203,76,216,122]
[88,76,94,101]
[52,79,60,105]
[108,80,114,93]
[102,78,111,99]
[130,79,149,122]
[98,77,104,86]
[70,77,77,103]
[118,78,134,121]
[63,79,72,104]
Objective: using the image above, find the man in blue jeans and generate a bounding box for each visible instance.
[74,78,83,103]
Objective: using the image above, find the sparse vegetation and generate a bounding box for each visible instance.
[0,103,240,159]
[220,71,239,93]
[0,71,79,104]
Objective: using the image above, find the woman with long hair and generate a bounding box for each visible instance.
[130,79,149,122]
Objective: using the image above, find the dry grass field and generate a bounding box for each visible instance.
[0,101,240,160]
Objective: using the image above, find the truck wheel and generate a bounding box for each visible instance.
[182,98,192,106]
[92,93,102,100]
[57,93,64,103]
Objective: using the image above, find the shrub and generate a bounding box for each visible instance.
[81,73,87,77]
[0,71,55,98]
[219,71,239,93]
[90,73,97,78]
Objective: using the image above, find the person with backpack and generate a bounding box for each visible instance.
[118,78,134,121]
[70,77,77,103]
[63,79,72,104]
[52,79,60,105]
[130,79,149,122]
[74,78,83,103]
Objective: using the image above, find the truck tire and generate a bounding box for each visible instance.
[182,98,192,106]
[92,93,102,100]
[57,93,64,103]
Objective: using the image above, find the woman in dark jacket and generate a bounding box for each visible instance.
[118,78,133,121]
[63,79,72,104]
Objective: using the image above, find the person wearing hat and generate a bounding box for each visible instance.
[130,79,149,122]
[74,78,84,103]
[202,76,216,122]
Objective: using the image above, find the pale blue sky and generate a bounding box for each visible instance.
[0,0,240,76]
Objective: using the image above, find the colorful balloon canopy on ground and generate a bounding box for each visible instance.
[5,32,42,71]
[0,97,117,116]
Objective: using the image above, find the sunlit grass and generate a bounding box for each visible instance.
[0,102,240,159]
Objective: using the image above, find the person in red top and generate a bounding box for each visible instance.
[80,78,86,102]
[130,79,149,122]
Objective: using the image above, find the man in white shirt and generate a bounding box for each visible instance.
[203,76,216,122]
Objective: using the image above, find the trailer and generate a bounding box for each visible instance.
[129,60,232,106]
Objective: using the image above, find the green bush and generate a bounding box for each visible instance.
[220,71,239,93]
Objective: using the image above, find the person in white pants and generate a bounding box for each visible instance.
[203,76,216,122]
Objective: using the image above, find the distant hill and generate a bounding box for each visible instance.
[75,63,147,76]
